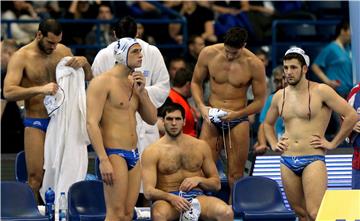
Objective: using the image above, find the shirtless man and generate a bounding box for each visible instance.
[191,27,266,191]
[86,37,157,221]
[142,103,233,221]
[264,47,357,221]
[3,19,92,201]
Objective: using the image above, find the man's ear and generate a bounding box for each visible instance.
[36,31,43,40]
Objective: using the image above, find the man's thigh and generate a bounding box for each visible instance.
[280,164,306,210]
[152,200,179,221]
[226,122,250,174]
[24,127,45,173]
[302,160,327,211]
[197,195,230,220]
[103,155,129,212]
[199,121,221,161]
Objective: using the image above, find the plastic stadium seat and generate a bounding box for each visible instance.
[1,181,48,221]
[15,150,27,182]
[232,176,296,221]
[68,180,106,221]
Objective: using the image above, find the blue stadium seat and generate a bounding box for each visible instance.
[232,176,296,221]
[1,181,48,221]
[68,180,106,221]
[15,150,27,182]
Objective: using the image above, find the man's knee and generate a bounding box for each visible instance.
[151,206,170,221]
[292,205,308,220]
[214,205,234,221]
[307,207,319,221]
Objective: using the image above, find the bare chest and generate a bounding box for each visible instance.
[208,58,251,88]
[107,83,138,110]
[158,148,203,175]
[23,54,62,84]
[280,92,324,120]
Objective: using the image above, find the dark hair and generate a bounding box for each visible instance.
[224,27,248,48]
[283,53,307,67]
[335,19,350,37]
[173,68,192,87]
[161,103,185,119]
[38,19,62,37]
[113,16,137,39]
[188,35,201,45]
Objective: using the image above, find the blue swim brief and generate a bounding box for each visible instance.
[105,148,139,170]
[211,116,248,132]
[23,117,50,132]
[280,155,326,176]
[171,190,204,202]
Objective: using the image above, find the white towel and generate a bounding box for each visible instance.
[41,57,89,210]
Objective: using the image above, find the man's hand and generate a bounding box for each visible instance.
[65,56,88,69]
[310,134,335,150]
[42,82,58,95]
[169,194,191,212]
[179,177,201,192]
[326,79,341,89]
[272,136,288,152]
[132,71,146,95]
[253,142,268,155]
[220,110,237,121]
[199,105,211,124]
[353,121,360,133]
[99,158,114,186]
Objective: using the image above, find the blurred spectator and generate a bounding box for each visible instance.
[254,66,285,155]
[136,22,156,45]
[168,57,187,83]
[85,3,115,63]
[169,1,216,44]
[311,20,352,98]
[158,68,197,137]
[184,35,205,71]
[1,39,24,154]
[1,1,39,44]
[62,0,99,52]
[31,1,61,19]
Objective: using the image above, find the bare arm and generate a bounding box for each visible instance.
[4,52,57,101]
[264,91,288,152]
[191,48,210,121]
[133,71,157,125]
[86,77,114,185]
[236,57,266,118]
[311,64,339,88]
[142,146,171,201]
[63,47,93,81]
[180,141,221,192]
[313,85,357,149]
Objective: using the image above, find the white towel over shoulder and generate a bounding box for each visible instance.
[41,56,89,208]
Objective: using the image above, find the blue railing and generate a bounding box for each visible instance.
[1,2,187,55]
[271,19,340,69]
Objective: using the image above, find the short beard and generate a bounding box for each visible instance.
[37,39,51,54]
[287,70,303,86]
[165,128,181,138]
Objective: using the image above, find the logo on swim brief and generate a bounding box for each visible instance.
[33,121,42,127]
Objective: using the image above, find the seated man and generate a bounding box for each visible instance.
[142,103,233,221]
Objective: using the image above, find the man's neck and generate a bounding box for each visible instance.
[289,78,309,92]
[172,87,186,97]
[164,133,185,144]
[113,64,132,78]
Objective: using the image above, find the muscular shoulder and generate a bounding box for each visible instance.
[185,135,209,153]
[313,82,336,99]
[142,139,162,160]
[88,72,111,91]
[244,49,264,69]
